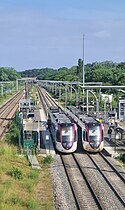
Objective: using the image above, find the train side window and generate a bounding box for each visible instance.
[85,131,88,142]
[83,131,88,141]
[56,131,60,142]
[102,130,104,141]
[74,131,77,142]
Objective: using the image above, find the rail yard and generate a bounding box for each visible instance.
[0,84,125,210]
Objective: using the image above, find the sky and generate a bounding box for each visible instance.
[0,0,125,71]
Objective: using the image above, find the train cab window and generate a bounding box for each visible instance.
[88,125,100,142]
[56,130,60,142]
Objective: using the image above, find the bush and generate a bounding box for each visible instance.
[8,167,23,180]
[116,154,125,163]
[42,155,54,165]
[5,123,19,145]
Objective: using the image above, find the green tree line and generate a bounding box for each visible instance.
[19,60,125,86]
[1,61,125,87]
[0,67,21,81]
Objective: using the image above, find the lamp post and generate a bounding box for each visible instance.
[65,84,68,110]
[87,90,99,118]
[66,84,78,106]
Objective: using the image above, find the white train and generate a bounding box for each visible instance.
[66,106,104,152]
[47,106,78,153]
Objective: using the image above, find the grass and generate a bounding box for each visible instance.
[42,155,54,165]
[0,92,17,106]
[0,95,55,209]
[0,141,55,210]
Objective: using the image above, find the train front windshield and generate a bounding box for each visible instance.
[61,125,73,150]
[88,124,101,149]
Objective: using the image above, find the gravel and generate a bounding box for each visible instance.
[50,154,77,210]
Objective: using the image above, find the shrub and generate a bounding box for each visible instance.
[8,167,23,180]
[115,154,125,163]
[42,155,54,165]
[5,122,19,145]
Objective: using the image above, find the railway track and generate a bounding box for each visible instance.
[74,152,125,210]
[38,87,57,107]
[88,152,125,205]
[0,91,23,115]
[37,87,53,116]
[61,154,103,210]
[38,87,125,209]
[0,91,24,139]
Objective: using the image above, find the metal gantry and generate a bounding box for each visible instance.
[37,80,125,119]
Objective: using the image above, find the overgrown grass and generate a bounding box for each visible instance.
[5,122,19,145]
[8,167,23,180]
[0,92,17,106]
[0,141,55,210]
[41,155,54,165]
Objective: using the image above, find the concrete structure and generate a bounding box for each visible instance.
[119,98,125,121]
[19,96,55,157]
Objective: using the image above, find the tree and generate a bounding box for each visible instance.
[77,58,83,75]
[0,67,20,81]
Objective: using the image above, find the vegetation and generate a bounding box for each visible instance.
[115,154,125,165]
[0,93,15,106]
[41,155,54,165]
[1,61,125,93]
[0,67,21,81]
[18,60,125,108]
[0,141,54,210]
[1,60,125,88]
[0,122,54,210]
[1,61,125,209]
[5,122,20,145]
[20,68,56,80]
[19,60,125,86]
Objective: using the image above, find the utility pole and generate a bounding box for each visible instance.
[82,33,85,95]
[86,90,89,115]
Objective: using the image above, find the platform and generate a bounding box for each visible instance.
[104,135,125,157]
[38,108,56,157]
[104,122,125,157]
[38,130,55,157]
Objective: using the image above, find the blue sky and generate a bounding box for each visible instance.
[0,0,125,71]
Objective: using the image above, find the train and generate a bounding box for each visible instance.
[47,106,78,153]
[66,106,104,152]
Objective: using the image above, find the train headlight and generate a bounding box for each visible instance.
[62,142,72,150]
[90,142,100,149]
